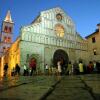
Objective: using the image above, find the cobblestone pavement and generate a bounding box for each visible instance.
[80,74,100,100]
[0,74,100,100]
[0,75,59,100]
[45,75,94,100]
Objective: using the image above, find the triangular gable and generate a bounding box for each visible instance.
[31,15,41,24]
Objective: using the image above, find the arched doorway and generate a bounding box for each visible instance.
[53,49,69,74]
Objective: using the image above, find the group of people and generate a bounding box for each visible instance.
[23,63,36,76]
[4,63,20,76]
[11,58,37,76]
[44,60,100,76]
[3,58,37,77]
[11,64,20,76]
[3,59,100,77]
[4,63,36,77]
[14,58,37,76]
[65,60,100,75]
[44,61,63,76]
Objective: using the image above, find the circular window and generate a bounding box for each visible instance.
[56,13,62,21]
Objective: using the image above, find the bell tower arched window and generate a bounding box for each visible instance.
[4,36,7,42]
[8,37,11,43]
[3,47,6,52]
[9,27,12,33]
[4,26,8,32]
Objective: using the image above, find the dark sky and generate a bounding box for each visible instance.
[0,0,100,41]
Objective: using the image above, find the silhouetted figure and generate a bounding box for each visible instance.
[87,61,93,74]
[4,63,8,76]
[96,62,100,73]
[29,58,36,76]
[66,61,72,75]
[45,64,49,75]
[93,61,97,73]
[11,67,15,76]
[15,64,20,75]
[73,61,79,75]
[23,64,29,76]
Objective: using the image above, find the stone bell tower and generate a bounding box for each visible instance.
[0,10,14,57]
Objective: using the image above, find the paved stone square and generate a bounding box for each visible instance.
[45,76,94,100]
[0,74,100,100]
[0,75,60,100]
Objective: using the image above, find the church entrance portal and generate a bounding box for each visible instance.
[53,49,69,73]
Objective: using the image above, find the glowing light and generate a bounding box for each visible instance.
[1,56,4,77]
[55,24,64,37]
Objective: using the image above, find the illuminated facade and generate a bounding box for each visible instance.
[0,10,14,56]
[0,7,88,76]
[0,10,14,76]
[20,7,88,72]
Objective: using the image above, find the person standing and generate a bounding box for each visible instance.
[73,61,79,75]
[78,61,84,74]
[87,61,93,74]
[93,60,97,73]
[15,64,20,75]
[45,64,49,75]
[23,64,27,76]
[57,61,62,76]
[29,58,36,76]
[4,63,8,76]
[11,67,15,76]
[67,61,72,75]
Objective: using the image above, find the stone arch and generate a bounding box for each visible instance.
[53,49,69,68]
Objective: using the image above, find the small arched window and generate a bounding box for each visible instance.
[3,47,6,49]
[6,47,10,51]
[8,37,11,43]
[3,47,6,52]
[9,27,12,33]
[4,36,7,42]
[4,26,8,32]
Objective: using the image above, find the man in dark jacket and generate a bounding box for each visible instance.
[4,63,8,76]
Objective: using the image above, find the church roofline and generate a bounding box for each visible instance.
[76,32,84,40]
[14,36,20,42]
[31,15,40,24]
[31,6,73,24]
[85,29,99,39]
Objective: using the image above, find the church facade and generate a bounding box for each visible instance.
[0,7,88,76]
[19,7,88,72]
